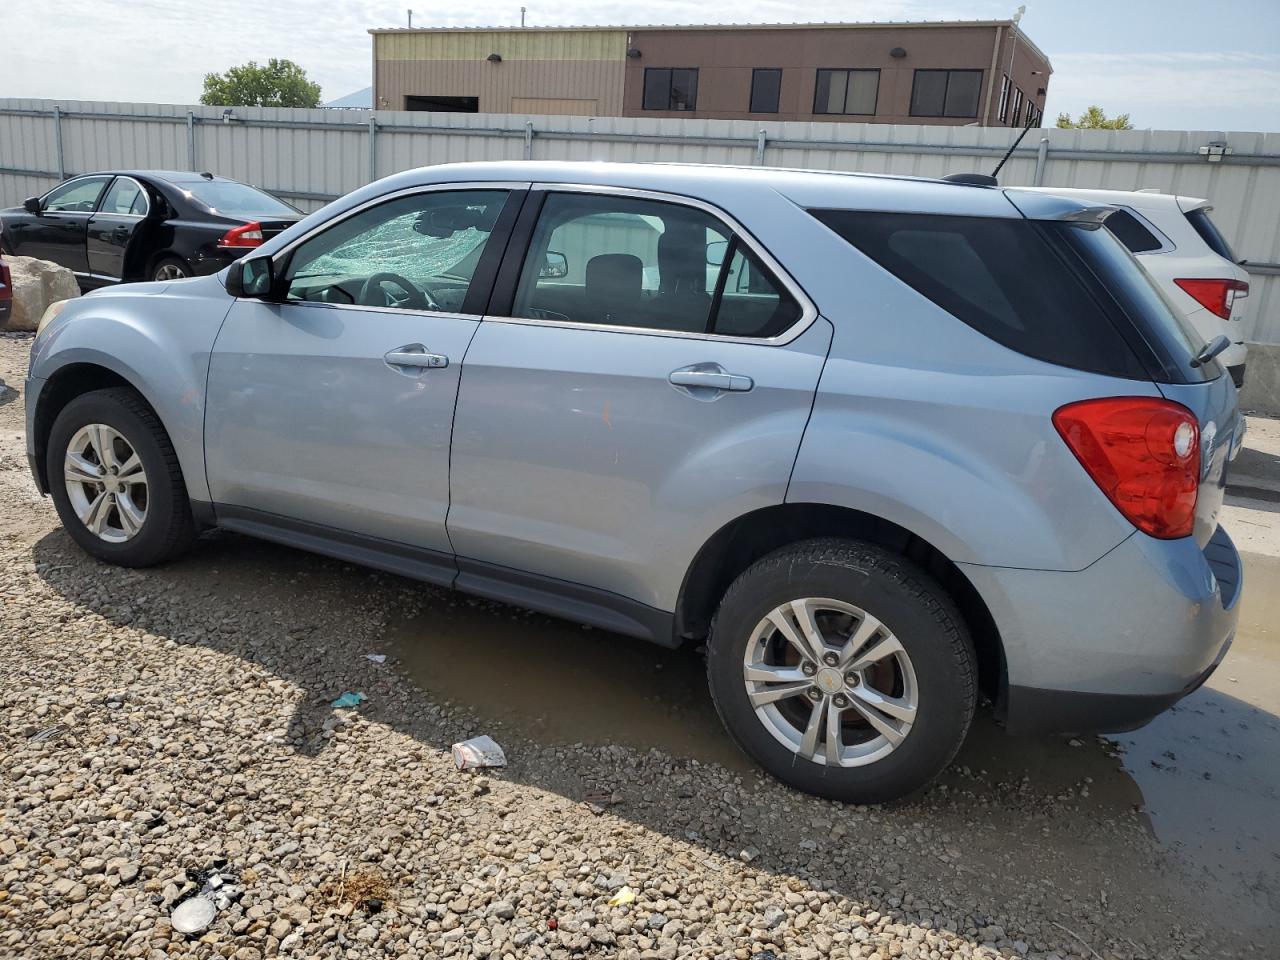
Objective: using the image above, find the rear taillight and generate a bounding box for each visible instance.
[0,261,10,302]
[219,221,265,248]
[1173,278,1249,320]
[1053,397,1200,540]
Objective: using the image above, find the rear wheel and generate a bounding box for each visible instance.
[47,388,196,566]
[151,257,191,282]
[706,539,976,803]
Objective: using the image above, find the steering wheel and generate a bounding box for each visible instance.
[357,272,437,311]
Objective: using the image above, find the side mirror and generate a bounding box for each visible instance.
[540,251,569,279]
[706,239,728,267]
[225,255,275,299]
[23,197,41,215]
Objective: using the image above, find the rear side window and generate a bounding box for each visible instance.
[811,210,1150,380]
[1104,209,1162,254]
[1184,207,1237,262]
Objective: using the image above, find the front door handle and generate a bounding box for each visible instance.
[384,344,448,371]
[668,363,753,394]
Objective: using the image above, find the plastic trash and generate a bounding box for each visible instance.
[331,692,366,709]
[171,896,217,934]
[607,886,635,907]
[451,735,507,770]
[170,863,243,933]
[365,654,387,664]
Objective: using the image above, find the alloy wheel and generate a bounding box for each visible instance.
[742,597,918,767]
[154,263,187,281]
[63,424,149,543]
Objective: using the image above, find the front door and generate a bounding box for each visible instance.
[87,176,150,280]
[17,175,109,274]
[448,188,831,613]
[204,185,522,578]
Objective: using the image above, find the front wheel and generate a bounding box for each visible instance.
[47,388,196,566]
[707,539,977,803]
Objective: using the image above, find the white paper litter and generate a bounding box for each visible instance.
[451,735,507,770]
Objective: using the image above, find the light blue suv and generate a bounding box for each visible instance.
[25,162,1244,802]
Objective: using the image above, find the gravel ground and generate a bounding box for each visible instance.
[0,331,1270,960]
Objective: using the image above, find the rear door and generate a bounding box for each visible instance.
[19,176,109,274]
[447,186,832,616]
[205,184,524,574]
[87,176,150,280]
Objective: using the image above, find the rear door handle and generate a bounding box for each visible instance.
[384,344,448,371]
[668,364,753,393]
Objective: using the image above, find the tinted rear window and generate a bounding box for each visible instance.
[181,181,299,219]
[1184,207,1237,262]
[811,210,1216,384]
[1104,209,1163,253]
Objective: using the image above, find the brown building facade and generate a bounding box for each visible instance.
[370,21,1052,127]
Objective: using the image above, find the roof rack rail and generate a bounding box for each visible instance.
[942,173,998,187]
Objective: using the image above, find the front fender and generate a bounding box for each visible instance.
[28,275,234,503]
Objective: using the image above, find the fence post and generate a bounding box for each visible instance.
[368,115,378,183]
[186,110,196,171]
[524,120,534,160]
[755,129,767,166]
[52,106,65,179]
[1033,136,1049,186]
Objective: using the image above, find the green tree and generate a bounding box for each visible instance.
[200,59,321,108]
[1055,105,1133,130]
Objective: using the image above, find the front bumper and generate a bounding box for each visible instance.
[961,524,1242,735]
[25,376,47,494]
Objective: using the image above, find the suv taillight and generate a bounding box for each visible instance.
[1174,278,1248,319]
[1053,397,1200,540]
[219,222,264,248]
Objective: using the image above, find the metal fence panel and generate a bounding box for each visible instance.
[2,98,1277,340]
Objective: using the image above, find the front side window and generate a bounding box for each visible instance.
[511,192,801,338]
[643,68,699,111]
[283,189,509,313]
[910,69,982,118]
[100,177,149,217]
[43,176,110,213]
[750,69,782,114]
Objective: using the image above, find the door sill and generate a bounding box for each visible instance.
[210,504,677,646]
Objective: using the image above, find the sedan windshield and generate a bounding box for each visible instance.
[181,181,299,218]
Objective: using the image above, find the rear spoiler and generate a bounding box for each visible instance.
[1004,189,1119,225]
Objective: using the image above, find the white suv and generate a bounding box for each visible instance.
[1028,187,1250,386]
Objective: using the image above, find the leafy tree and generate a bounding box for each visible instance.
[200,59,321,108]
[1055,105,1133,130]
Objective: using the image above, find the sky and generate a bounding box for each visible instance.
[2,0,1278,131]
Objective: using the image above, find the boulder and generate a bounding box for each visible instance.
[6,255,79,331]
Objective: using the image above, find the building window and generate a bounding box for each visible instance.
[909,69,983,118]
[1024,100,1040,127]
[643,68,699,111]
[997,75,1011,123]
[750,68,782,114]
[814,68,880,116]
[1009,87,1024,127]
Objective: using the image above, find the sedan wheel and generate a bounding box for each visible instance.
[63,423,149,542]
[744,597,918,767]
[152,259,190,282]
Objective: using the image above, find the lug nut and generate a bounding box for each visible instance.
[807,688,822,702]
[822,652,838,666]
[802,662,817,676]
[833,695,849,708]
[845,673,860,687]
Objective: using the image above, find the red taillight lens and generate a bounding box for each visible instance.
[219,221,265,248]
[0,262,11,301]
[1173,278,1249,320]
[1053,397,1200,540]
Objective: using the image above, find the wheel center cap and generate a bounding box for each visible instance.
[814,667,844,696]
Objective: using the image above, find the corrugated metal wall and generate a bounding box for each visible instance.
[2,98,1278,342]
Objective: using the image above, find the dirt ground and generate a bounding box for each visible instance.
[0,331,1276,960]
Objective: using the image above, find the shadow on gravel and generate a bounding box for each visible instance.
[29,525,1280,943]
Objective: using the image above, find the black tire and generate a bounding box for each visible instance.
[150,256,191,282]
[46,388,196,567]
[707,538,976,804]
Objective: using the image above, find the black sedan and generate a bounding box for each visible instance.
[0,171,303,288]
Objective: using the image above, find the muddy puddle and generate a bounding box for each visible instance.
[383,553,1280,914]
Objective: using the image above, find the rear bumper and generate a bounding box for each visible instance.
[961,524,1242,735]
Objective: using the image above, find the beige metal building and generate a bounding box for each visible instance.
[369,21,1052,126]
